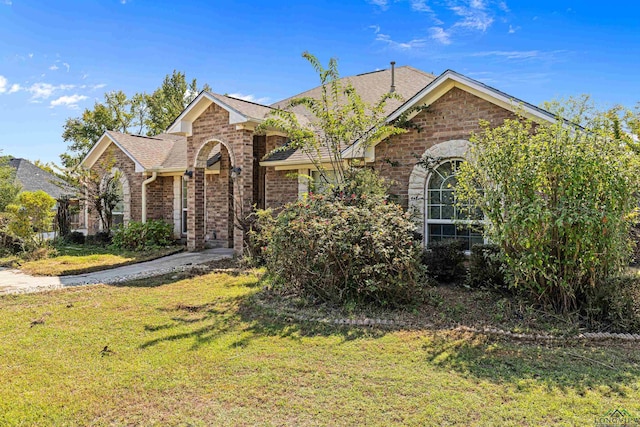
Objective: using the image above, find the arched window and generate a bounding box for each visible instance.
[426,159,483,251]
[112,180,125,226]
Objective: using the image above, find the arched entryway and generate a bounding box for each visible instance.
[187,138,236,251]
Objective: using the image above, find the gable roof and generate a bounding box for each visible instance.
[81,131,187,172]
[263,65,437,165]
[9,158,77,199]
[262,68,560,166]
[166,91,276,136]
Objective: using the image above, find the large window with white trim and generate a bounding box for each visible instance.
[426,159,483,251]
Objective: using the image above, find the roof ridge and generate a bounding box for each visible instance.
[212,92,275,109]
[107,130,169,141]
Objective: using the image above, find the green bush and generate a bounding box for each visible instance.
[86,231,112,246]
[456,114,640,313]
[111,220,174,251]
[583,274,640,333]
[422,239,466,283]
[65,231,86,245]
[257,193,426,308]
[467,244,509,293]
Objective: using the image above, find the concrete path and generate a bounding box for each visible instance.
[0,248,234,296]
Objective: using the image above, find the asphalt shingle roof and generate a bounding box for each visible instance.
[9,158,77,199]
[263,65,436,163]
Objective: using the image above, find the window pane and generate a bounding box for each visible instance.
[429,206,441,219]
[442,224,456,237]
[442,205,454,219]
[428,190,440,204]
[442,190,454,204]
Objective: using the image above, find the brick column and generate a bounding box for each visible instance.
[187,167,206,251]
[231,132,254,255]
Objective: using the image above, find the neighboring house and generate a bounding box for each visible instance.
[9,158,84,231]
[80,64,557,254]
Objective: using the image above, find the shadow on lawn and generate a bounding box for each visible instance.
[140,290,387,351]
[420,330,640,393]
[135,273,640,393]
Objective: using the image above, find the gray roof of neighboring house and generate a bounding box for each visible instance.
[263,65,437,163]
[9,158,77,199]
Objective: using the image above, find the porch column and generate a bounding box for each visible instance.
[232,132,254,254]
[187,167,206,251]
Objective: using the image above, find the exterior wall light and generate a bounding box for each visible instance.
[183,169,193,180]
[230,166,242,179]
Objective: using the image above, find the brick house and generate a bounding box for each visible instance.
[81,65,556,254]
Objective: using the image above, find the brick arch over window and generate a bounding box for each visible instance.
[407,139,471,244]
[99,167,131,229]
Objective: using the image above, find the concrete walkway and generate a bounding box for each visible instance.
[0,248,234,296]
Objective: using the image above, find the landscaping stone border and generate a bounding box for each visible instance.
[254,298,640,343]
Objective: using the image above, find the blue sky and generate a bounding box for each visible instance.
[1,0,638,165]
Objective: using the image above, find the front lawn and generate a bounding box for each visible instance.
[1,270,639,426]
[14,244,183,276]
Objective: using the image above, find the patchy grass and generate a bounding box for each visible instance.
[1,271,639,426]
[16,244,183,276]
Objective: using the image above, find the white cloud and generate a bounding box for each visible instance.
[28,53,33,59]
[470,50,548,59]
[375,32,428,50]
[27,83,75,100]
[63,62,70,72]
[498,1,510,12]
[49,64,59,71]
[50,94,88,108]
[368,0,388,10]
[92,83,107,90]
[410,0,432,13]
[0,75,7,93]
[3,0,12,5]
[450,4,494,31]
[508,24,519,33]
[430,27,452,44]
[8,83,21,94]
[226,93,270,104]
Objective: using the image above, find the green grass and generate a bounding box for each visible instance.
[13,244,183,276]
[1,271,639,426]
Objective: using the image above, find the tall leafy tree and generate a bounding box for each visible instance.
[0,154,20,212]
[145,70,210,135]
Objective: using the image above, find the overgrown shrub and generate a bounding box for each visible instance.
[5,190,56,252]
[467,243,509,293]
[456,113,640,313]
[111,220,174,251]
[257,193,425,307]
[422,239,466,283]
[65,231,86,245]
[86,231,112,246]
[583,274,640,333]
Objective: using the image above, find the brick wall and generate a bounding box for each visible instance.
[187,102,254,252]
[145,176,174,222]
[88,144,143,233]
[374,87,515,207]
[265,135,298,208]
